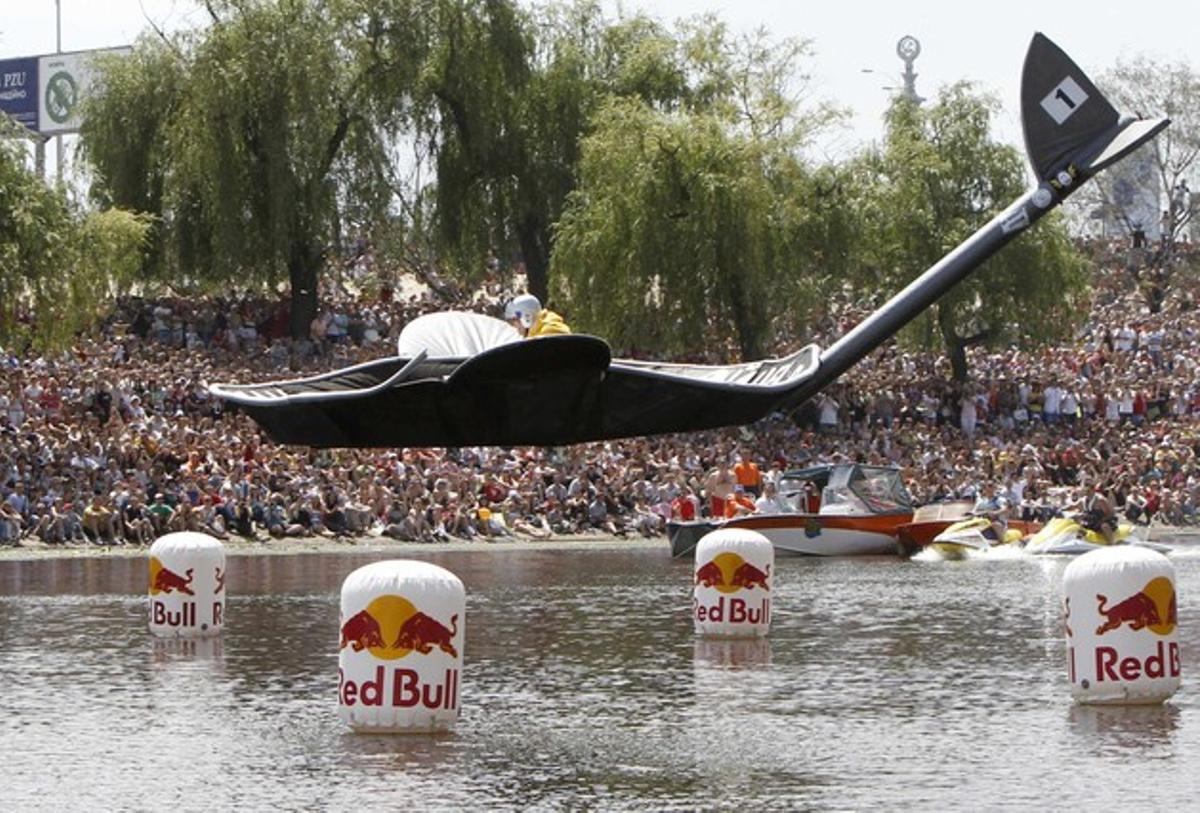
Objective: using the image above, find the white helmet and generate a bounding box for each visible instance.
[504,294,541,329]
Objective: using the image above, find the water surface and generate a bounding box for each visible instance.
[1,544,1197,809]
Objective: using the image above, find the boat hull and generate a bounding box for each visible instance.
[668,512,910,558]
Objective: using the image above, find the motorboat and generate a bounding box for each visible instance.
[668,463,914,557]
[212,34,1168,452]
[1022,516,1170,556]
[928,516,1024,559]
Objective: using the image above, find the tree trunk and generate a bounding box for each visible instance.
[517,214,549,303]
[288,240,321,339]
[727,275,763,361]
[937,306,969,381]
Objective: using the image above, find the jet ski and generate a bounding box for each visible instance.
[929,516,1024,559]
[1022,516,1170,556]
[212,34,1169,450]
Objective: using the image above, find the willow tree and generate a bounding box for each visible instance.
[852,85,1086,379]
[0,120,150,349]
[386,0,693,301]
[551,99,847,361]
[83,1,402,336]
[549,20,847,360]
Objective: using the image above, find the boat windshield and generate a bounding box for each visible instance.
[819,465,912,515]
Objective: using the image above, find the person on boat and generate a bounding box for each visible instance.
[703,462,737,518]
[504,294,571,338]
[754,480,790,514]
[725,485,757,517]
[733,452,763,497]
[971,481,1010,541]
[1079,482,1118,544]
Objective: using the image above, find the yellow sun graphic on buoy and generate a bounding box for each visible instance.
[363,595,418,660]
[1141,576,1177,635]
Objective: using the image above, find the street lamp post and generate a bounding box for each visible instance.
[861,36,924,105]
[896,35,923,104]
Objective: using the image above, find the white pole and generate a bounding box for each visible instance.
[55,0,63,184]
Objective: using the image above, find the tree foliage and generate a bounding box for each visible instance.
[851,85,1086,378]
[1071,56,1200,312]
[0,120,150,349]
[83,2,399,335]
[548,18,845,359]
[553,99,850,360]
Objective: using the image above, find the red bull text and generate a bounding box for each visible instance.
[338,665,459,711]
[692,594,771,625]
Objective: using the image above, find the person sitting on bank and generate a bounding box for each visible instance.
[504,294,571,338]
[971,482,1009,541]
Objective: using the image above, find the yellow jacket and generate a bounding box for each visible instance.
[528,309,571,337]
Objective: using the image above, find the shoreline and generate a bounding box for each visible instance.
[3,526,1198,563]
[0,534,668,562]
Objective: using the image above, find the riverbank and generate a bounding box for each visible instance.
[4,526,1199,562]
[0,533,666,562]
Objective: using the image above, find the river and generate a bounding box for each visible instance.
[1,542,1197,809]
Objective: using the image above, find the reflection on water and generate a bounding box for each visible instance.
[0,546,1197,808]
[1067,702,1181,756]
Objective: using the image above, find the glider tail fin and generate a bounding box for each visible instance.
[784,33,1168,412]
[1021,32,1168,188]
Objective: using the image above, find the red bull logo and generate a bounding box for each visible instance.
[1095,577,1177,636]
[149,557,194,596]
[694,552,770,625]
[338,593,460,713]
[694,553,770,592]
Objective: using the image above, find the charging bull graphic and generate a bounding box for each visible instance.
[730,562,770,591]
[394,612,458,658]
[340,599,460,659]
[695,560,725,588]
[152,566,195,596]
[1095,577,1178,636]
[695,555,771,592]
[341,609,386,652]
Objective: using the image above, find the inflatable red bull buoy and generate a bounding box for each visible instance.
[148,532,226,638]
[338,560,465,733]
[1063,546,1181,705]
[693,529,773,638]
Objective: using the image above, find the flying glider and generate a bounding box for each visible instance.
[211,34,1168,449]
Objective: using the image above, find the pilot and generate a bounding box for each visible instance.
[504,294,571,338]
[1080,481,1118,544]
[972,481,1010,541]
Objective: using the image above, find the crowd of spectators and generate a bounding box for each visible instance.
[3,239,1200,547]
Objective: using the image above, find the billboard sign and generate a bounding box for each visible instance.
[0,57,39,132]
[38,47,131,135]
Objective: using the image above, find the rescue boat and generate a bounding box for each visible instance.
[928,516,1024,559]
[1022,516,1169,556]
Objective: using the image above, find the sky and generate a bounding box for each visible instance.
[2,0,1196,167]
